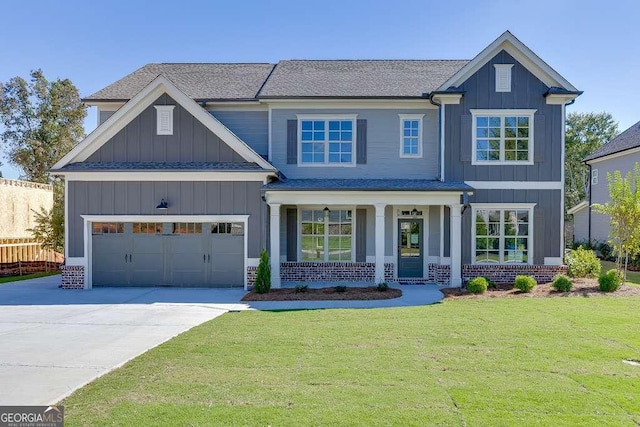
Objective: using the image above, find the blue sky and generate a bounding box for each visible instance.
[1,0,638,178]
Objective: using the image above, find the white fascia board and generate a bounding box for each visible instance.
[54,75,276,171]
[83,101,126,110]
[566,201,588,215]
[545,93,580,105]
[265,190,466,206]
[59,170,274,182]
[264,99,436,109]
[465,181,563,190]
[437,31,578,92]
[585,146,640,165]
[81,214,249,223]
[430,93,462,104]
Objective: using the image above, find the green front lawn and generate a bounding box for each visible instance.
[62,298,640,426]
[0,271,60,284]
[601,260,640,286]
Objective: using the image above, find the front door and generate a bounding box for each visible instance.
[398,219,423,278]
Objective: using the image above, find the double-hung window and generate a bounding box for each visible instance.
[300,209,353,261]
[471,109,536,165]
[298,115,356,165]
[472,205,534,264]
[399,114,424,157]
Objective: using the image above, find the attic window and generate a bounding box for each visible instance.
[155,105,175,135]
[494,64,514,93]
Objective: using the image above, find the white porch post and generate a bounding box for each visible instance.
[374,203,386,284]
[449,204,463,287]
[269,203,281,288]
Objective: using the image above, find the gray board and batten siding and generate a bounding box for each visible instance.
[67,180,265,259]
[445,50,563,182]
[89,94,246,163]
[271,108,439,179]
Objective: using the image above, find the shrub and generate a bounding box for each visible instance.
[552,275,573,292]
[572,240,595,251]
[334,285,347,293]
[295,283,308,293]
[254,249,271,294]
[599,269,622,292]
[467,277,488,294]
[376,282,389,292]
[565,247,601,278]
[597,242,614,261]
[486,277,497,289]
[514,275,537,293]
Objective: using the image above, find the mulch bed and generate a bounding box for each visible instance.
[242,286,402,301]
[442,278,640,299]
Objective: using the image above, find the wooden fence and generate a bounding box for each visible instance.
[0,238,63,276]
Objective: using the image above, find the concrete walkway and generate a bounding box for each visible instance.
[0,275,443,405]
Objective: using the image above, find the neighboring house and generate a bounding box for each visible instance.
[0,178,53,238]
[52,31,581,290]
[570,120,640,244]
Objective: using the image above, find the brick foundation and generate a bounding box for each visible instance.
[0,261,61,277]
[278,262,394,283]
[247,266,257,286]
[462,264,567,284]
[61,265,85,289]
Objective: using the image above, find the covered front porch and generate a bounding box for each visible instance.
[263,179,473,288]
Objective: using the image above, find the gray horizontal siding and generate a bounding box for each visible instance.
[445,50,562,182]
[210,110,268,157]
[87,94,245,163]
[68,181,264,258]
[462,189,562,264]
[271,108,439,179]
[572,208,589,243]
[589,154,640,243]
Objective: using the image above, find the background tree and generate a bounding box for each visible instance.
[565,112,618,211]
[593,163,640,282]
[0,69,86,183]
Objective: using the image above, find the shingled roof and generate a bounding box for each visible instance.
[263,179,473,192]
[585,120,640,162]
[59,162,264,171]
[84,63,276,102]
[258,60,469,98]
[83,60,469,102]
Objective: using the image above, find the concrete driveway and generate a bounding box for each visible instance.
[0,275,443,406]
[0,275,247,405]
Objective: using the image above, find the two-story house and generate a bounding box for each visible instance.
[52,31,580,290]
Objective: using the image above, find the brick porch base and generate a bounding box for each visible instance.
[61,265,85,289]
[462,264,567,284]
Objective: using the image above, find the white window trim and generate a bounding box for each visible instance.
[296,114,358,167]
[154,105,175,135]
[398,114,424,158]
[470,203,536,266]
[591,169,599,185]
[297,206,356,262]
[494,64,514,93]
[470,109,536,166]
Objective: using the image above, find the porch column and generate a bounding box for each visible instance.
[374,203,386,284]
[269,203,281,288]
[449,204,463,287]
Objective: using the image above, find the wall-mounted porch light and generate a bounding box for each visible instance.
[411,208,419,217]
[156,199,169,210]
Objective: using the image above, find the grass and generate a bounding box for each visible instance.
[0,271,59,284]
[61,297,640,426]
[601,260,640,286]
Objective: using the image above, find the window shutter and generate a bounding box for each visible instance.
[286,208,297,261]
[356,209,367,262]
[356,119,367,164]
[534,115,545,162]
[287,119,297,164]
[460,115,472,162]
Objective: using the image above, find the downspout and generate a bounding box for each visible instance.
[587,163,592,243]
[426,93,443,181]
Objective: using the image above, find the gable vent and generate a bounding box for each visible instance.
[154,105,175,135]
[494,64,514,93]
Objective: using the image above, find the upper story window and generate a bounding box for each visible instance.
[154,105,175,135]
[471,109,536,165]
[399,114,424,158]
[591,169,598,185]
[298,115,357,166]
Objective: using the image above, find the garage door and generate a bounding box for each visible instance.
[92,221,244,287]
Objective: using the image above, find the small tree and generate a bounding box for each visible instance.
[593,162,640,282]
[27,206,64,253]
[254,248,271,293]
